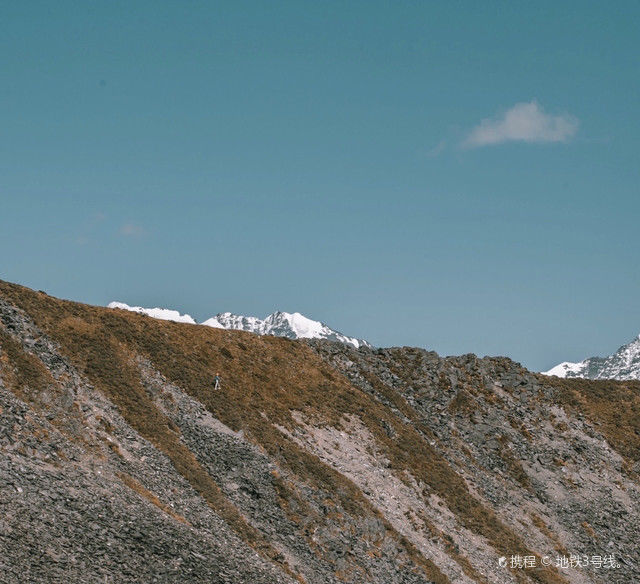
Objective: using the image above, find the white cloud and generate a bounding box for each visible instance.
[119,223,145,237]
[463,101,578,148]
[426,139,447,158]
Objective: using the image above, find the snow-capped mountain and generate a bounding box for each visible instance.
[202,311,371,349]
[543,333,640,380]
[107,302,197,324]
[108,303,370,349]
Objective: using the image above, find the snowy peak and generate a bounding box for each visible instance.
[107,302,196,324]
[543,361,587,378]
[203,310,371,349]
[543,333,640,380]
[201,312,263,333]
[108,303,370,349]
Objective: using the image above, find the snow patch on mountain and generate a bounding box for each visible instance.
[107,302,196,324]
[543,361,588,378]
[542,334,640,380]
[108,303,370,348]
[203,311,371,349]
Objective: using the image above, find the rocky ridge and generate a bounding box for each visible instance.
[1,280,638,583]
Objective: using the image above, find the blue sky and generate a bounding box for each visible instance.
[1,1,639,371]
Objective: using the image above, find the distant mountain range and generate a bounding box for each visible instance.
[543,333,640,380]
[202,311,371,348]
[107,302,371,349]
[108,301,640,380]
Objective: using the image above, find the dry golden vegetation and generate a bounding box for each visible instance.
[7,280,628,583]
[542,375,640,474]
[118,472,191,525]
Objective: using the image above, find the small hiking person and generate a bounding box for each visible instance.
[213,373,221,391]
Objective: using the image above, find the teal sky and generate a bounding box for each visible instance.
[1,1,639,371]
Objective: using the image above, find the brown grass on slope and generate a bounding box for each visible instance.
[0,280,573,584]
[542,375,640,476]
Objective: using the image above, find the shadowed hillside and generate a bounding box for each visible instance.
[0,280,638,583]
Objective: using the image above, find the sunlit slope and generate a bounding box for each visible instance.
[1,280,638,583]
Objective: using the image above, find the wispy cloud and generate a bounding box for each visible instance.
[119,223,145,237]
[426,139,447,158]
[74,212,107,246]
[463,101,578,148]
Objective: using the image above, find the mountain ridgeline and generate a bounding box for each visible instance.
[1,280,639,584]
[108,301,371,349]
[544,334,640,381]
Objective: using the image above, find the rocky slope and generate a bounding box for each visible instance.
[543,334,640,380]
[1,280,638,583]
